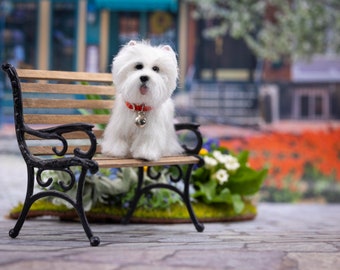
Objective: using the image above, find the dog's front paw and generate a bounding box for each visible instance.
[132,147,161,161]
[102,142,130,157]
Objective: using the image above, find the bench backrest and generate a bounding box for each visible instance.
[15,68,114,156]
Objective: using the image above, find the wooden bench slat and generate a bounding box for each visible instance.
[28,145,91,155]
[28,146,64,155]
[25,129,104,141]
[95,155,200,168]
[28,145,199,167]
[25,130,104,140]
[25,114,110,125]
[29,145,101,155]
[17,69,112,83]
[23,98,114,109]
[29,144,101,155]
[21,83,115,95]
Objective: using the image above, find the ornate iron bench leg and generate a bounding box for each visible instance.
[9,166,35,238]
[122,165,205,232]
[10,165,100,246]
[182,164,205,232]
[76,168,100,246]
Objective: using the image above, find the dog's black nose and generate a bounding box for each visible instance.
[140,76,149,83]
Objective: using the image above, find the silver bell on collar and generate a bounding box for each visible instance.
[135,111,147,128]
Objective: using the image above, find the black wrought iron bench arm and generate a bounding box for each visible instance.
[175,122,204,158]
[25,123,98,158]
[3,63,99,171]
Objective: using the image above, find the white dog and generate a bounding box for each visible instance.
[101,40,183,161]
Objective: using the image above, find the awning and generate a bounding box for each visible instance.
[94,0,178,12]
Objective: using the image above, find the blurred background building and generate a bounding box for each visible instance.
[1,0,340,126]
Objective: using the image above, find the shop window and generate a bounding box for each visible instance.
[118,12,140,45]
[292,88,330,119]
[300,95,309,117]
[195,19,256,81]
[51,2,76,71]
[2,2,38,69]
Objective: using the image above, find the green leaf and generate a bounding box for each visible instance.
[212,187,232,204]
[146,189,182,210]
[237,151,249,166]
[192,180,217,203]
[78,108,90,115]
[192,180,234,204]
[227,167,268,196]
[231,194,245,214]
[192,167,210,183]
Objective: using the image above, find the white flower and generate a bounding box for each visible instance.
[212,151,240,171]
[212,150,229,164]
[224,155,240,172]
[215,169,229,185]
[212,150,222,159]
[204,156,218,169]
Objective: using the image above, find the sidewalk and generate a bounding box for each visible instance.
[0,123,340,269]
[0,204,339,270]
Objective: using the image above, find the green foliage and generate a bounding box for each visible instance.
[43,167,184,212]
[187,0,340,60]
[192,144,267,214]
[261,186,302,203]
[227,166,268,196]
[260,165,340,203]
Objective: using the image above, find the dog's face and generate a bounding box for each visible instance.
[112,40,178,107]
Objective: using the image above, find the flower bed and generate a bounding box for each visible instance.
[221,128,340,202]
[10,140,267,223]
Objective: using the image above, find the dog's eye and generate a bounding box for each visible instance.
[135,64,143,70]
[152,66,160,72]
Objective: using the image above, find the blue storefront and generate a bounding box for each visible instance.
[0,0,179,125]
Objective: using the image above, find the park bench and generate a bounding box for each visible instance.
[2,63,205,246]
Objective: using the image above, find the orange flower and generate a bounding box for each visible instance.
[221,128,340,190]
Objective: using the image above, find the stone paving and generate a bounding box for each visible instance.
[1,124,340,269]
[0,204,339,270]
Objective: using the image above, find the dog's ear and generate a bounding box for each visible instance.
[161,45,173,52]
[128,40,137,46]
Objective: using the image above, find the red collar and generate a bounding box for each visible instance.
[125,102,152,112]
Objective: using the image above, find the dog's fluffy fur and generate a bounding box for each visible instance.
[101,40,183,161]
